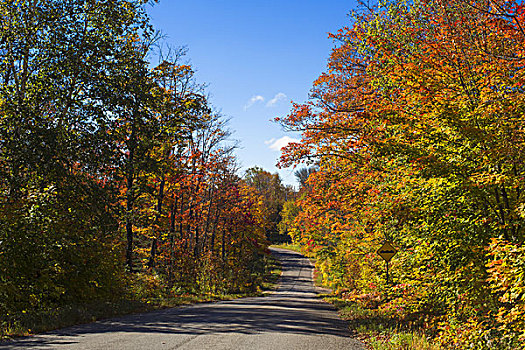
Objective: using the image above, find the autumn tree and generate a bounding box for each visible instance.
[0,0,161,317]
[244,166,292,243]
[278,0,525,347]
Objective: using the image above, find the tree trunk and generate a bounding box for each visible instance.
[148,175,166,268]
[125,125,136,271]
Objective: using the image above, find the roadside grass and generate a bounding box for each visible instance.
[1,251,282,341]
[325,297,441,350]
[262,251,282,291]
[271,244,325,289]
[1,292,258,340]
[312,268,324,288]
[271,243,303,253]
[275,242,441,349]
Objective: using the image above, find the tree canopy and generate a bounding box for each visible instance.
[277,0,525,348]
[0,1,273,334]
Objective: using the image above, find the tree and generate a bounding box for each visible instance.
[277,0,525,347]
[244,166,292,243]
[0,0,154,313]
[294,166,318,190]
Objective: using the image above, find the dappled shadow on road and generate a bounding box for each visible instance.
[0,249,351,349]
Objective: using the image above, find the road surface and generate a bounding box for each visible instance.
[1,248,363,350]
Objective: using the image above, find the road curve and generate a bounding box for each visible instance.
[1,248,363,350]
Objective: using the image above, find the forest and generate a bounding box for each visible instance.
[277,0,525,348]
[3,0,525,349]
[0,0,291,337]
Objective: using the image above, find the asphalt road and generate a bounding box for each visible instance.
[1,248,363,350]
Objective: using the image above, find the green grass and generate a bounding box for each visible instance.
[271,242,439,349]
[262,252,282,291]
[366,331,441,350]
[1,299,155,339]
[271,243,303,253]
[1,251,283,341]
[312,268,325,288]
[0,292,258,340]
[325,297,441,350]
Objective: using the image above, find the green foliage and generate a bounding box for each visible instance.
[327,297,441,350]
[277,0,525,348]
[0,0,273,338]
[485,239,525,347]
[0,0,149,313]
[278,199,300,240]
[244,166,295,243]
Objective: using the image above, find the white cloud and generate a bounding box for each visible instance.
[244,95,265,110]
[266,136,299,151]
[266,92,287,107]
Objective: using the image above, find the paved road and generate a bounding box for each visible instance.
[1,248,363,350]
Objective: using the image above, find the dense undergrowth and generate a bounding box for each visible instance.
[325,295,441,350]
[275,244,439,349]
[276,1,525,348]
[0,1,291,341]
[1,252,280,340]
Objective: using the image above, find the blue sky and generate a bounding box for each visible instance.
[147,0,357,187]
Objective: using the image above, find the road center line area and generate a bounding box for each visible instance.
[0,248,363,350]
